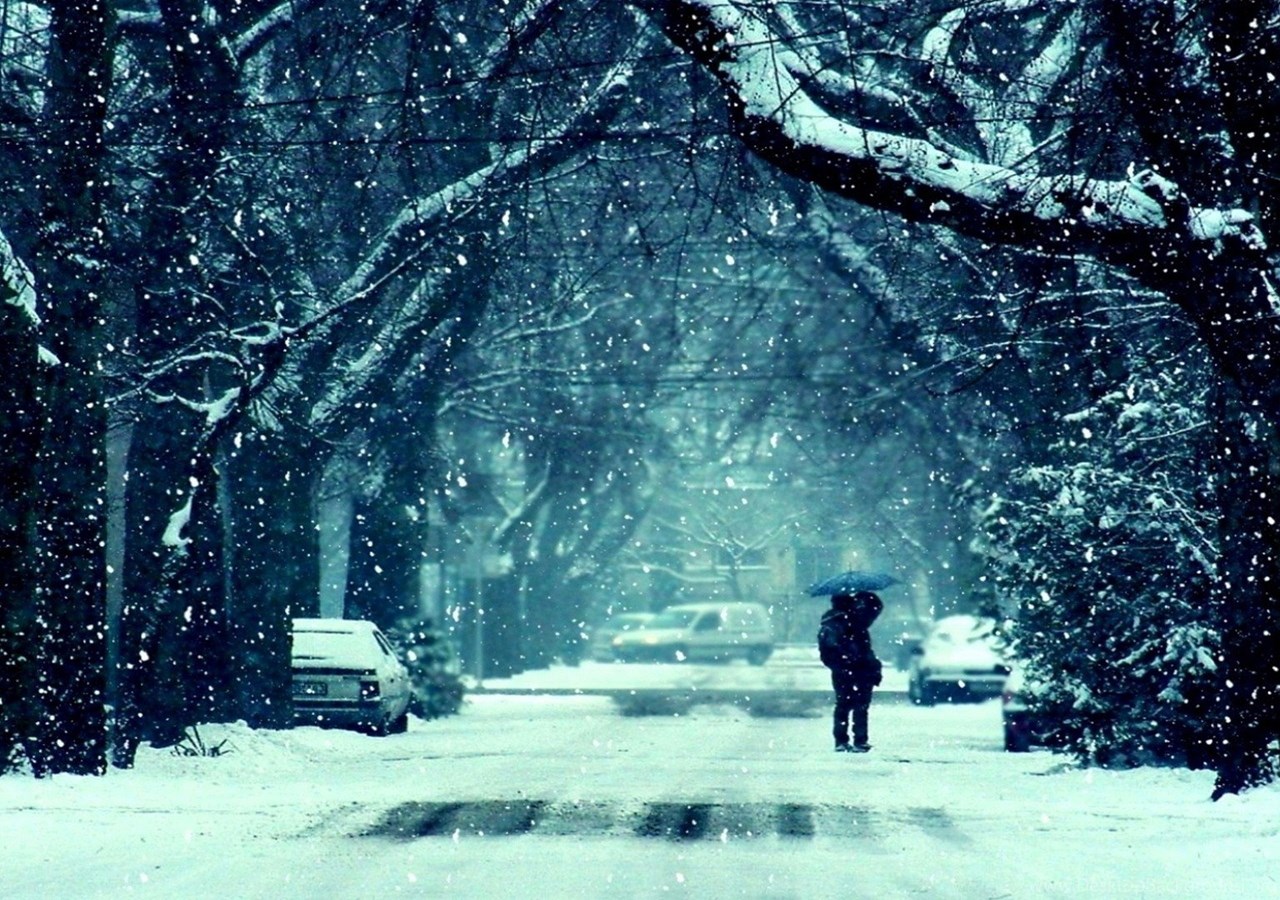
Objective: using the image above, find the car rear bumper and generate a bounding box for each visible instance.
[922,672,1008,696]
[613,645,679,662]
[614,643,771,663]
[292,699,387,727]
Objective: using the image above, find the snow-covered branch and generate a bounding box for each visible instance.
[922,1,1085,168]
[0,226,36,326]
[635,1,1265,269]
[476,297,626,349]
[279,57,635,434]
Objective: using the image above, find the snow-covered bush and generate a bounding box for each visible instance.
[385,618,466,720]
[978,374,1222,767]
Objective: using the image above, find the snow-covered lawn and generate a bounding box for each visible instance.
[2,686,1276,898]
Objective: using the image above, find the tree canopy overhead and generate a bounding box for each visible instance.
[2,0,1279,798]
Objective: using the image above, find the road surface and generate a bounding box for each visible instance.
[1,693,1273,898]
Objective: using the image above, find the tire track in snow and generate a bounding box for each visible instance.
[360,800,963,843]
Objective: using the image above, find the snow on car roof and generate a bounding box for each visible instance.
[292,617,375,632]
[291,619,383,666]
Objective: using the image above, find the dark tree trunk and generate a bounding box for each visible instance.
[345,402,440,628]
[0,301,41,770]
[1207,382,1280,797]
[228,433,319,728]
[1157,255,1280,797]
[23,0,116,777]
[115,0,241,748]
[120,412,201,745]
[346,490,426,628]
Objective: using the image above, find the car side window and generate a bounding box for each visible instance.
[373,631,396,658]
[694,614,721,632]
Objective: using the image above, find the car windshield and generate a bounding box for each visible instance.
[647,609,701,629]
[609,614,650,631]
[293,629,375,665]
[932,617,993,644]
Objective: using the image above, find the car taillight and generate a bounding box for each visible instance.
[359,680,381,700]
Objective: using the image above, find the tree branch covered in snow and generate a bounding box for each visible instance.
[634,1,1265,278]
[0,227,36,327]
[292,57,636,437]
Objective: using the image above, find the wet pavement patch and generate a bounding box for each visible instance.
[363,800,950,842]
[775,803,816,838]
[369,800,544,838]
[635,803,713,840]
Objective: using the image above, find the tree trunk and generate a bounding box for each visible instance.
[0,288,41,771]
[227,433,319,728]
[344,410,439,630]
[1207,382,1280,797]
[23,0,116,777]
[115,0,242,748]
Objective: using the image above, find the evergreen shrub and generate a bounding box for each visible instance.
[386,618,466,720]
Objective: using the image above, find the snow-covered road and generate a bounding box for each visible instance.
[2,693,1276,898]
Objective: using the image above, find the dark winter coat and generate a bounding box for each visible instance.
[818,593,883,687]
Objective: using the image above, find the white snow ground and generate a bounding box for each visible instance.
[2,661,1277,899]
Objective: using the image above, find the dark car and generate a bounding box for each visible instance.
[1002,665,1053,752]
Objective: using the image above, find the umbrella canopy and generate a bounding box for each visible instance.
[807,570,898,596]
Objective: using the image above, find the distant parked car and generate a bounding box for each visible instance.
[1002,664,1053,751]
[611,602,774,665]
[291,618,412,735]
[588,612,656,661]
[908,614,1011,705]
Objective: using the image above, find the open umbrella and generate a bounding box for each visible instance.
[807,570,898,596]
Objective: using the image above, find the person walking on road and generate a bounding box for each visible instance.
[818,591,884,752]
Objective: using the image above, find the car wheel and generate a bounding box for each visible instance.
[747,647,772,666]
[389,709,409,735]
[1004,722,1031,752]
[908,674,924,705]
[917,678,937,707]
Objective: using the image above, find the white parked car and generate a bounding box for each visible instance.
[908,614,1011,705]
[610,602,774,665]
[291,618,412,735]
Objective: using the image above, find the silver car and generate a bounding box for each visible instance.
[291,618,412,735]
[611,602,774,665]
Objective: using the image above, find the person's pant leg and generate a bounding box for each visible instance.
[831,670,857,745]
[852,703,869,745]
[850,680,872,745]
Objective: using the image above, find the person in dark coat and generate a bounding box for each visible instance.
[818,591,884,752]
